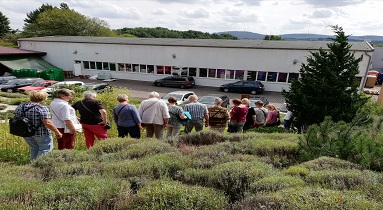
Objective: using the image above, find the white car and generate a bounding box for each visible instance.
[42,81,84,94]
[160,91,195,105]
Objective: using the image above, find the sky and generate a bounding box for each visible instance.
[1,0,382,36]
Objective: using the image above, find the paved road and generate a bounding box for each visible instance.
[67,77,286,107]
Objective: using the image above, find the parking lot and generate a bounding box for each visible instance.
[67,77,286,107]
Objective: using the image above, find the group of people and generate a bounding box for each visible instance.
[14,89,290,161]
[15,89,111,160]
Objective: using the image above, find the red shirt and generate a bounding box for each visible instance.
[230,105,248,123]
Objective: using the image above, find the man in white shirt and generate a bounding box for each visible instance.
[138,91,170,139]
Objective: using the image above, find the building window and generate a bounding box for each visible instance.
[235,70,244,80]
[247,71,257,81]
[110,63,116,71]
[257,71,266,81]
[189,68,197,76]
[288,73,299,83]
[199,68,208,77]
[103,62,109,70]
[83,61,90,69]
[147,65,154,73]
[96,62,103,70]
[118,63,125,71]
[208,69,216,78]
[217,69,225,78]
[226,69,234,79]
[278,72,288,83]
[139,64,147,73]
[90,62,96,69]
[126,64,132,72]
[133,64,139,72]
[267,72,277,82]
[156,65,171,74]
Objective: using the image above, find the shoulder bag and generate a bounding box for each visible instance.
[80,100,111,129]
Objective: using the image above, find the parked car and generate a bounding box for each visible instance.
[0,76,17,84]
[220,81,264,95]
[17,80,58,92]
[160,91,195,105]
[248,96,269,107]
[278,102,288,113]
[43,81,85,95]
[82,82,111,93]
[197,94,229,108]
[154,76,195,88]
[0,78,44,93]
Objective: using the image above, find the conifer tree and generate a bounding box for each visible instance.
[0,11,11,38]
[282,25,368,131]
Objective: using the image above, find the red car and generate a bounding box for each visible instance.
[18,80,58,92]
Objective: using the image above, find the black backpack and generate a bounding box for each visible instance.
[9,104,41,137]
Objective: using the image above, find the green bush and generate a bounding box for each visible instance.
[0,110,14,120]
[32,176,130,210]
[114,140,177,160]
[104,152,186,179]
[4,97,29,105]
[232,187,383,210]
[0,92,28,98]
[282,165,310,177]
[186,141,259,169]
[304,169,383,190]
[299,115,383,171]
[124,180,228,210]
[182,161,275,202]
[299,156,361,171]
[250,175,305,193]
[88,138,139,156]
[32,150,94,168]
[177,130,232,146]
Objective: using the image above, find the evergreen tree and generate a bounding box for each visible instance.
[282,25,368,131]
[0,11,11,38]
[24,3,54,24]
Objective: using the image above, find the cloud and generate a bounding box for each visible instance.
[152,8,169,15]
[238,0,263,6]
[311,9,332,18]
[221,8,258,23]
[154,0,221,4]
[304,0,366,7]
[178,8,210,18]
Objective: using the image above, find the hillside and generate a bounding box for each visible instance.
[217,31,383,44]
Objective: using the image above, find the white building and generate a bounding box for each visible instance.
[18,36,374,92]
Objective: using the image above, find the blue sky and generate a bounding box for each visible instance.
[1,0,381,36]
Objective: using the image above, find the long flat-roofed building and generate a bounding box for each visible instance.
[17,36,374,92]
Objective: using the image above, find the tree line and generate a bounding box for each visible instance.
[0,2,237,46]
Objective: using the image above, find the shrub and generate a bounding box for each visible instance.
[246,126,292,133]
[298,115,383,171]
[282,166,310,177]
[3,98,29,105]
[0,92,28,98]
[32,150,94,169]
[32,176,130,210]
[304,169,383,191]
[182,161,275,203]
[232,187,383,210]
[104,152,186,179]
[124,180,228,210]
[250,175,305,193]
[186,142,259,169]
[114,140,177,160]
[177,130,231,146]
[299,156,361,171]
[88,138,139,156]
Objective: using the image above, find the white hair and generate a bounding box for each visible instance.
[149,91,159,98]
[188,94,198,102]
[83,91,97,99]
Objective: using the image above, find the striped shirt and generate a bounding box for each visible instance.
[14,102,51,137]
[184,102,208,121]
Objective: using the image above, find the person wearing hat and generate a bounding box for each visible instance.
[253,100,268,128]
[50,88,80,150]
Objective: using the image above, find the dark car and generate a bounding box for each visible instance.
[82,82,111,93]
[154,76,195,88]
[248,96,269,107]
[197,94,230,108]
[0,78,44,93]
[0,76,17,84]
[220,81,264,95]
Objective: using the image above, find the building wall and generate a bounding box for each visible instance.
[371,47,383,72]
[18,41,371,92]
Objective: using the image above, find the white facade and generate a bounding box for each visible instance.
[18,37,374,92]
